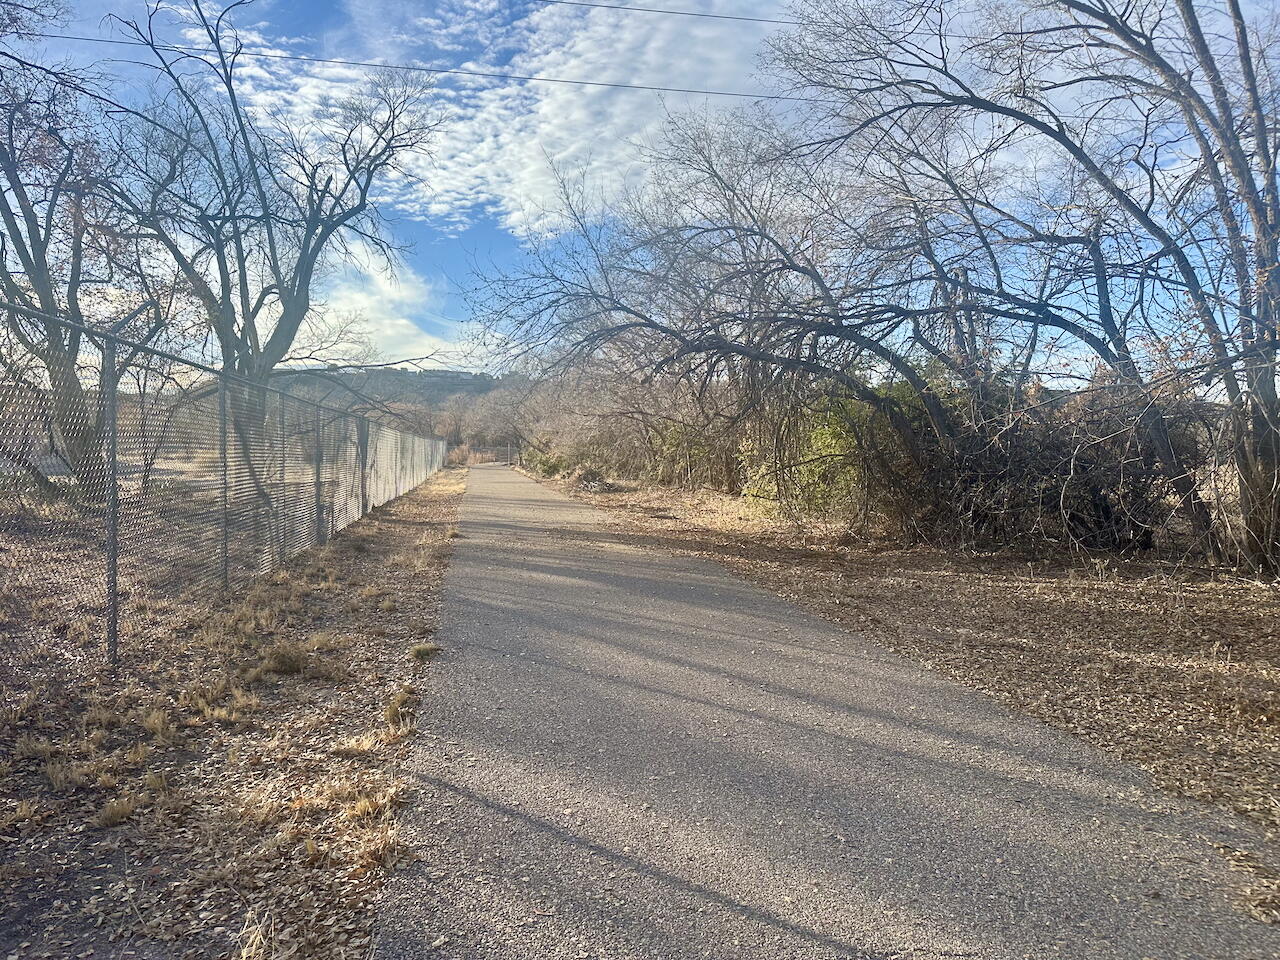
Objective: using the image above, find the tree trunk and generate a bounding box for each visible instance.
[1236,391,1280,573]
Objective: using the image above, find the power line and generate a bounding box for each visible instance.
[30,29,1128,122]
[32,31,813,101]
[526,0,799,25]
[523,2,1005,37]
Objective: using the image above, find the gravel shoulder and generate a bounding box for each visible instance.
[376,464,1279,960]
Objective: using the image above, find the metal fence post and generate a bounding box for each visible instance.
[314,409,326,546]
[219,375,229,588]
[103,340,120,667]
[277,396,286,563]
[357,417,369,517]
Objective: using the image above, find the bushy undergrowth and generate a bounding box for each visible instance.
[515,374,1215,559]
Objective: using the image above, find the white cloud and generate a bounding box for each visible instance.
[68,0,785,237]
[323,259,464,368]
[340,0,786,234]
[96,0,785,234]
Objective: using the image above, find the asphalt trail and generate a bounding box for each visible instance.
[376,464,1278,960]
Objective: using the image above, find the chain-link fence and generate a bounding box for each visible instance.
[1,309,447,683]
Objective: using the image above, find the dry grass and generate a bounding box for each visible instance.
[261,642,307,676]
[0,467,467,956]
[141,707,176,741]
[1220,846,1280,923]
[552,477,1280,922]
[409,642,442,662]
[14,733,54,760]
[95,793,141,828]
[333,730,386,758]
[383,686,417,729]
[42,760,87,792]
[1,798,38,831]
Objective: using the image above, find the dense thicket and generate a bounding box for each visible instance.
[477,0,1280,570]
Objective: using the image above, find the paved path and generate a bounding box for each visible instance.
[376,464,1277,960]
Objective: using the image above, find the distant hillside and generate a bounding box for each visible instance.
[274,366,499,409]
[343,367,499,406]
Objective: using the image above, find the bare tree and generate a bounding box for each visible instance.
[475,114,966,510]
[0,30,168,499]
[477,101,1221,551]
[481,0,1279,566]
[768,0,1279,566]
[0,0,66,54]
[108,0,444,386]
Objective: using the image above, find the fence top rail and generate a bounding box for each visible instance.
[2,298,444,443]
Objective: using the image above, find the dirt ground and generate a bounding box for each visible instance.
[0,467,467,959]
[541,476,1280,922]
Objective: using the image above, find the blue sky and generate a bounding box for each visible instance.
[52,0,789,366]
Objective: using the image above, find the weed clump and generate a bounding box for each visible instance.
[141,708,176,741]
[383,687,417,728]
[43,760,86,792]
[408,642,442,662]
[85,701,122,729]
[125,742,149,766]
[14,733,55,760]
[262,643,306,675]
[95,793,141,828]
[333,731,383,757]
